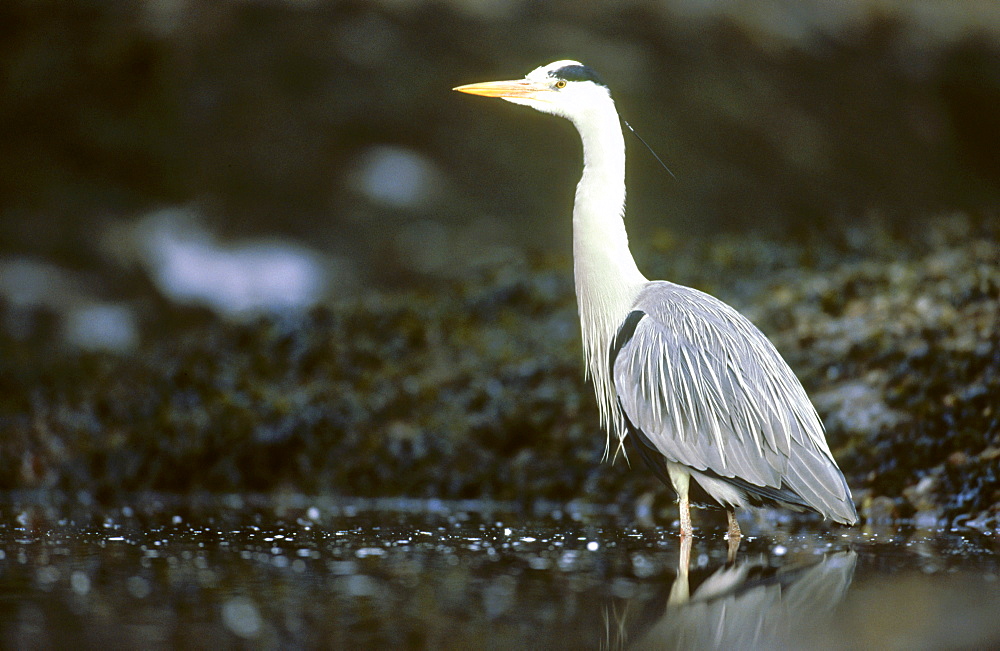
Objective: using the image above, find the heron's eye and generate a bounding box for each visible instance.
[554,80,567,89]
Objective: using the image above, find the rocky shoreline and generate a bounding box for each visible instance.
[2,214,996,529]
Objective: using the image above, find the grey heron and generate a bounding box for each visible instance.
[454,60,858,539]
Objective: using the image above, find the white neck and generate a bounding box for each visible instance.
[569,99,647,457]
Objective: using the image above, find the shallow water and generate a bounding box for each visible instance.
[0,494,997,649]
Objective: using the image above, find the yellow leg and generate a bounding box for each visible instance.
[667,463,693,538]
[726,508,741,539]
[678,490,692,538]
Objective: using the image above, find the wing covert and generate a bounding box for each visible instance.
[612,282,839,498]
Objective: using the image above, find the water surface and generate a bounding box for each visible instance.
[1,494,997,649]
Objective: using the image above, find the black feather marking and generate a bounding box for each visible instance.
[609,309,645,372]
[622,404,674,487]
[550,64,607,88]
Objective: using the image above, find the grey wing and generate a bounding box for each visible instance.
[613,281,856,522]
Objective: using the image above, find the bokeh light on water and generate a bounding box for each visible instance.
[0,495,997,648]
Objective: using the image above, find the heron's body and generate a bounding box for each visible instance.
[455,61,857,537]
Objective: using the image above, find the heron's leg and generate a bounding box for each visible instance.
[726,509,742,562]
[726,508,741,539]
[666,462,693,538]
[678,491,692,538]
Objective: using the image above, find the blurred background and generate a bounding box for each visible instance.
[0,0,998,515]
[2,0,999,305]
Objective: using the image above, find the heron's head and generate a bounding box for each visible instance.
[453,60,613,123]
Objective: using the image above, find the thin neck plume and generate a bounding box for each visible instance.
[570,100,647,458]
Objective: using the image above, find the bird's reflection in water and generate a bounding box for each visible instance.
[606,538,857,649]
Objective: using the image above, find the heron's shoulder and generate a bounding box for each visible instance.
[631,281,750,329]
[624,280,785,365]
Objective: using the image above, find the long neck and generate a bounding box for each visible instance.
[570,101,647,455]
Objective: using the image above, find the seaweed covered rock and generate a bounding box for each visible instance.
[0,262,627,503]
[1,216,998,528]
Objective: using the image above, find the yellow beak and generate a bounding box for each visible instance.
[452,79,552,100]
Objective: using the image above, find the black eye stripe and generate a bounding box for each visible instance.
[548,64,606,88]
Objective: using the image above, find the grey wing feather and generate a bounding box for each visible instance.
[614,281,856,523]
